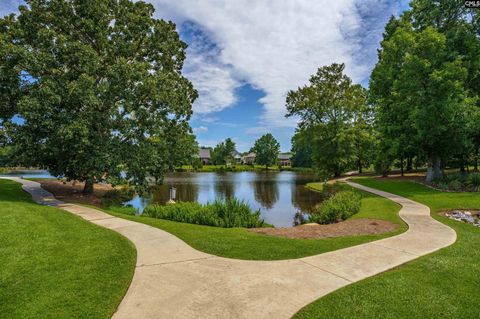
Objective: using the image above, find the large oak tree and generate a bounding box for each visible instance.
[0,0,198,193]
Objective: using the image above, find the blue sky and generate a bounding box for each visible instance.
[1,0,410,152]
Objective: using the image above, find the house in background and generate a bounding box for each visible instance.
[242,152,256,164]
[277,153,292,166]
[232,151,242,164]
[198,148,211,165]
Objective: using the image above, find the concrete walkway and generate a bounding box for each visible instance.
[2,177,456,319]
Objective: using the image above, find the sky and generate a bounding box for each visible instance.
[1,0,410,152]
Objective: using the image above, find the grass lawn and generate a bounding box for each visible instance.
[103,184,405,260]
[295,178,480,319]
[0,179,136,319]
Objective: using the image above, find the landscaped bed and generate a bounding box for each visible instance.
[249,218,398,239]
[0,179,136,318]
[294,177,480,319]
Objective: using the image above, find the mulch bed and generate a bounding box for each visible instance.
[249,218,399,239]
[38,179,113,207]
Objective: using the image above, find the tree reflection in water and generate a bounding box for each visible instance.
[253,179,279,209]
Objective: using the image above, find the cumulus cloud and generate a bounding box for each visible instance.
[193,126,208,134]
[1,0,409,128]
[152,0,409,128]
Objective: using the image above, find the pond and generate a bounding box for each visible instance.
[0,169,55,179]
[125,171,322,227]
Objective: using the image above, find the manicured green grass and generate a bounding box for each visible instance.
[104,185,404,260]
[0,179,136,319]
[295,178,480,319]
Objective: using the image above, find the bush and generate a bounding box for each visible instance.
[143,198,265,228]
[467,173,480,191]
[448,180,462,191]
[101,187,135,207]
[320,183,342,200]
[309,191,361,224]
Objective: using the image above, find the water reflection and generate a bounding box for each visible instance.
[253,179,279,209]
[126,171,322,227]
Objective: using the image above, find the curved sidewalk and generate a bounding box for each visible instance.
[3,177,456,319]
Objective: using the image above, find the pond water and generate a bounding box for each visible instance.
[125,171,322,227]
[0,169,55,179]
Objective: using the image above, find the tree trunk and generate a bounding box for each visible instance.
[83,179,94,195]
[427,155,443,182]
[406,156,413,171]
[426,156,443,182]
[475,158,478,172]
[358,159,362,174]
[400,156,404,177]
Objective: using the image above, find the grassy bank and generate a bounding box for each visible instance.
[103,185,405,260]
[295,178,480,319]
[0,179,136,318]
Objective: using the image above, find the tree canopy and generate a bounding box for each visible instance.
[252,133,280,169]
[0,0,198,192]
[371,3,479,181]
[212,138,236,166]
[286,63,369,178]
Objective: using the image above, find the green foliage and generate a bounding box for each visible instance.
[0,0,198,193]
[142,198,265,228]
[212,138,236,165]
[101,187,135,207]
[467,173,480,191]
[191,157,203,170]
[429,172,480,192]
[286,63,370,178]
[309,191,361,224]
[252,133,280,169]
[291,130,313,168]
[0,145,13,166]
[371,4,480,181]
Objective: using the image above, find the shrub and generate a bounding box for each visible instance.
[309,191,361,224]
[319,182,342,200]
[467,173,480,191]
[436,181,449,191]
[142,198,265,228]
[101,187,135,207]
[448,180,462,191]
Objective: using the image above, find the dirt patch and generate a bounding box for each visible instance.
[249,218,399,239]
[37,179,113,207]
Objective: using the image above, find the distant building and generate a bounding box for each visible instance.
[277,153,292,166]
[198,148,211,165]
[232,151,242,164]
[242,152,256,164]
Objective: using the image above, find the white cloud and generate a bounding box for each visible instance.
[200,116,219,123]
[193,126,208,134]
[151,0,408,128]
[1,0,408,129]
[245,126,269,136]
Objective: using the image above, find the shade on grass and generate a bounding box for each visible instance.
[295,178,480,319]
[105,185,405,260]
[0,179,136,318]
